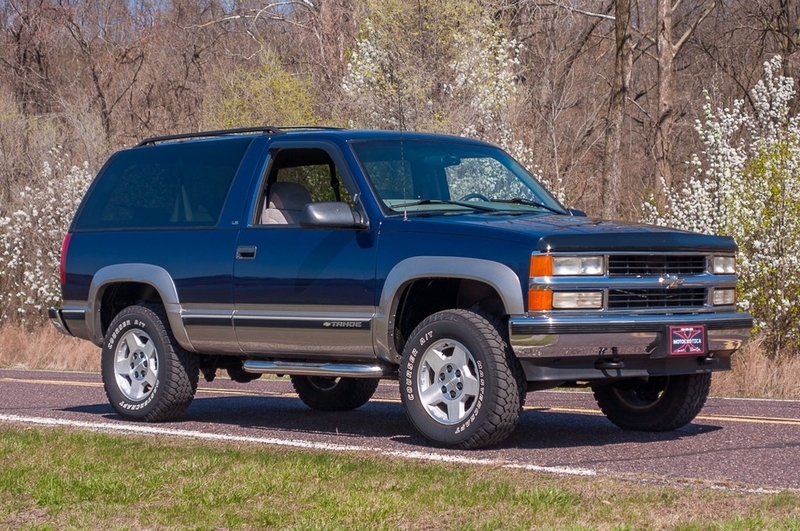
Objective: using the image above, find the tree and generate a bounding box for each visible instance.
[601,0,633,219]
[645,57,800,355]
[652,0,718,203]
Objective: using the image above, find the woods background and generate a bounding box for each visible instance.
[2,0,800,359]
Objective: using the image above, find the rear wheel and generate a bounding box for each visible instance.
[102,304,198,421]
[291,375,379,411]
[592,373,711,431]
[400,309,523,449]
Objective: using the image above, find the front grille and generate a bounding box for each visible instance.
[608,255,706,276]
[607,288,707,309]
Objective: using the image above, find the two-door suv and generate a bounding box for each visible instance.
[50,126,753,448]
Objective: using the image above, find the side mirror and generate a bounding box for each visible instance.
[568,208,587,217]
[300,202,368,229]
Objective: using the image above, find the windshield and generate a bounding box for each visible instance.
[351,139,565,215]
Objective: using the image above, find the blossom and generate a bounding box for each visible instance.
[644,57,800,355]
[0,148,92,324]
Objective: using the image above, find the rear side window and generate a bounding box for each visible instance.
[74,137,252,230]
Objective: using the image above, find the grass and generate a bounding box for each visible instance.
[0,324,98,373]
[0,427,799,530]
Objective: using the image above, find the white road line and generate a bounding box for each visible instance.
[0,413,596,477]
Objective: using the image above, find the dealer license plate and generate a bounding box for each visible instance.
[669,325,707,355]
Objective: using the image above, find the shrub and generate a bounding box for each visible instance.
[644,57,800,356]
[0,149,92,324]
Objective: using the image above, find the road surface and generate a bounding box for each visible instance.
[1,368,798,492]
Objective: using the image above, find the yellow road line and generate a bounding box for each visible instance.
[0,377,103,388]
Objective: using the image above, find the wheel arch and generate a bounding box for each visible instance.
[87,264,194,351]
[376,257,524,363]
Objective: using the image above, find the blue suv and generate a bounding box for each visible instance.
[49,127,753,448]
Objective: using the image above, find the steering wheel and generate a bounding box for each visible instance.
[459,193,490,202]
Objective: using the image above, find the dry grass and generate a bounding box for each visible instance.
[1,325,798,400]
[0,324,99,372]
[711,337,800,400]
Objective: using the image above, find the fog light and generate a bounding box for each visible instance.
[552,291,603,309]
[712,289,736,305]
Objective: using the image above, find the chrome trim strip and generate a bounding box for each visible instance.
[530,274,737,290]
[242,360,396,378]
[181,307,238,354]
[233,314,371,330]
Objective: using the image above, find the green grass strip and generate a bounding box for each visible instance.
[0,427,798,530]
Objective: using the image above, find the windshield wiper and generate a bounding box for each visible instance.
[490,197,566,215]
[390,199,499,212]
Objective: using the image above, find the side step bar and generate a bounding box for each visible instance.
[242,360,397,379]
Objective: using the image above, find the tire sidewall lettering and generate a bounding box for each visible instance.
[403,321,489,440]
[102,311,162,416]
[454,360,485,434]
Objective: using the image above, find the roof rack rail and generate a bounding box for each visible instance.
[136,126,284,146]
[136,125,344,146]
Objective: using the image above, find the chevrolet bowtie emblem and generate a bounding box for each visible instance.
[659,274,685,289]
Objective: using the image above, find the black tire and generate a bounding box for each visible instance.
[592,373,711,431]
[101,304,199,422]
[400,309,523,449]
[291,375,379,411]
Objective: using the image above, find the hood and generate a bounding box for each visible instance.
[382,213,738,253]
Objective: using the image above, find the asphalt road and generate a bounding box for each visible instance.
[1,368,798,492]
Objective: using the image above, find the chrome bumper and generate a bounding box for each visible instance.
[509,311,752,359]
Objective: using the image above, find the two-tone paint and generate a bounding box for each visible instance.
[51,129,753,383]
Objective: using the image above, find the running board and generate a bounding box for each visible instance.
[242,360,397,379]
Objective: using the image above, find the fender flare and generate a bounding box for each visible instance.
[87,264,194,351]
[375,256,524,363]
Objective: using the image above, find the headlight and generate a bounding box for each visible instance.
[530,255,605,276]
[712,256,736,274]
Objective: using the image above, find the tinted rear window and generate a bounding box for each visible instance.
[74,137,253,230]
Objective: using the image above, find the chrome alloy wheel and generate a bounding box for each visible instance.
[113,329,159,401]
[417,339,480,425]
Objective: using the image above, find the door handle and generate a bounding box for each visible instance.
[236,246,257,260]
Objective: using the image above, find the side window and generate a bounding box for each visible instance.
[257,148,356,225]
[74,137,252,230]
[361,159,414,201]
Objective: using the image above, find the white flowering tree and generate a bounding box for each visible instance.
[341,0,559,201]
[644,56,800,355]
[0,150,93,324]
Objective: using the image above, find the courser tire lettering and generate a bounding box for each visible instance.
[101,303,199,422]
[400,309,523,449]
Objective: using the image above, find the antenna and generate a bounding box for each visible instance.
[401,131,409,222]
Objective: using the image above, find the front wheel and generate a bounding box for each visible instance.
[102,304,198,422]
[291,375,379,411]
[400,309,523,449]
[592,373,711,431]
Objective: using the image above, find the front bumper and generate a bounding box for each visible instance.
[509,311,752,359]
[509,311,752,385]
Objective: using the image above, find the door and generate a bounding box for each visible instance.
[233,144,378,359]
